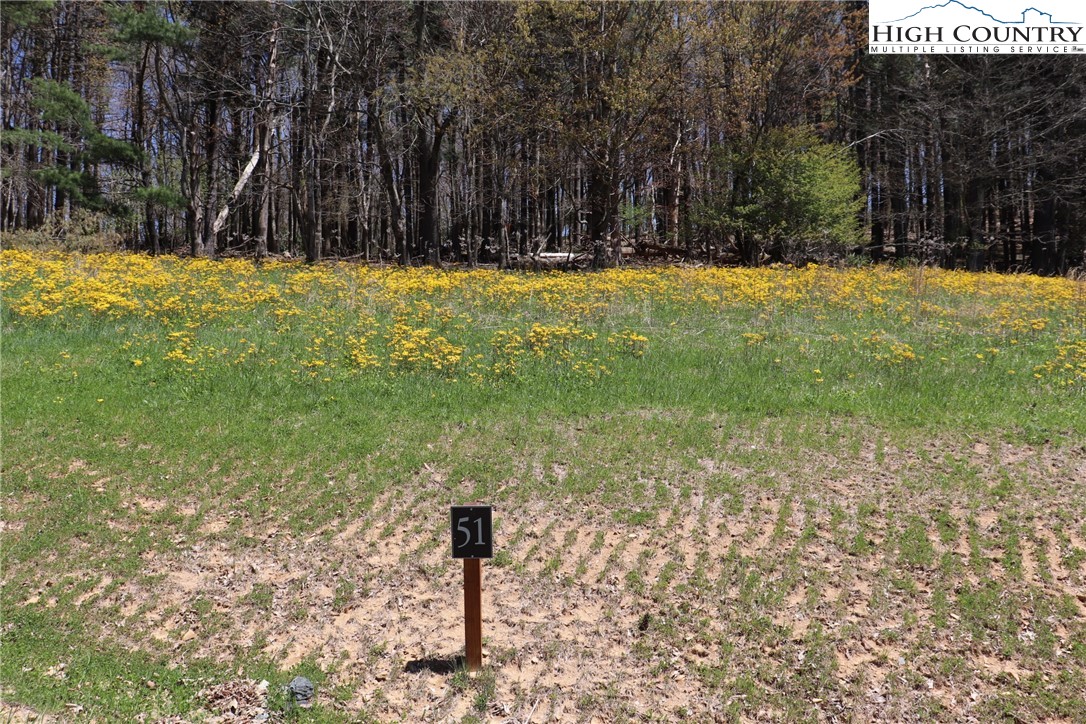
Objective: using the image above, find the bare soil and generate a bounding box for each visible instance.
[7,434,1086,722]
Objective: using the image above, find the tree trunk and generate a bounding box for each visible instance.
[417,121,442,265]
[303,134,320,263]
[587,170,614,269]
[211,147,261,237]
[371,96,406,264]
[255,22,278,258]
[200,94,220,257]
[255,121,270,258]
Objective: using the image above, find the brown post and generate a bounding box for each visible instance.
[463,558,482,671]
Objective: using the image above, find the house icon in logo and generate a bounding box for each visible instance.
[884,1,1075,25]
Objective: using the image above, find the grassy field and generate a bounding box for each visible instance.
[2,248,1085,722]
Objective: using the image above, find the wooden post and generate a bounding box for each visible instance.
[463,558,482,671]
[451,504,490,672]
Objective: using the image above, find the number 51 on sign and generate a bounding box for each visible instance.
[450,505,492,671]
[451,505,492,559]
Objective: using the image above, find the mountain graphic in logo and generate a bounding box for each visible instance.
[883,1,1074,25]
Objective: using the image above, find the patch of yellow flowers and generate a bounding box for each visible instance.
[386,321,464,374]
[2,249,1083,387]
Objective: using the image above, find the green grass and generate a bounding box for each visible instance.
[2,256,1085,720]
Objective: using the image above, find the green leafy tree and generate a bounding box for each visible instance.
[15,78,140,215]
[697,127,861,264]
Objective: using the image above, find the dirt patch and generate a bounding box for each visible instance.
[133,496,166,513]
[7,434,1086,721]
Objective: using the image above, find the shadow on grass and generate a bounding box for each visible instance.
[404,655,464,675]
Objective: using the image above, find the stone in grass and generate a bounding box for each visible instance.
[286,676,315,709]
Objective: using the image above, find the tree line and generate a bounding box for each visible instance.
[2,1,1083,272]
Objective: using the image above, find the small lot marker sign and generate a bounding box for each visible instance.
[451,505,493,559]
[451,505,492,671]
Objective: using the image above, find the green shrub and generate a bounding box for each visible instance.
[696,126,862,264]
